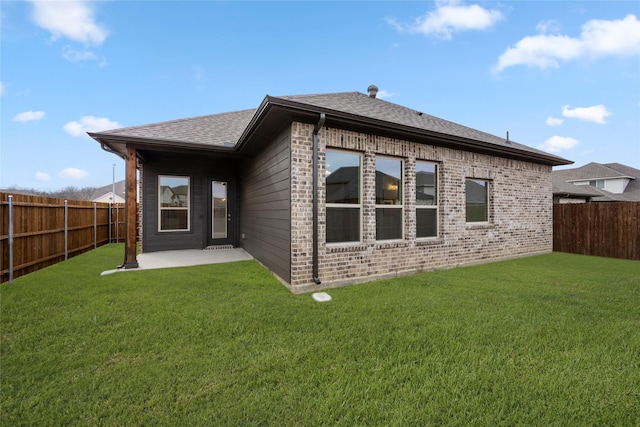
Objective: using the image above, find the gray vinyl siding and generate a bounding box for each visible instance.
[142,153,240,253]
[240,127,291,283]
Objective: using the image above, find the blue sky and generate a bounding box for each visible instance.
[2,0,639,190]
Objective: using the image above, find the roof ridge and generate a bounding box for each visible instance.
[278,90,541,153]
[602,162,640,177]
[560,162,631,179]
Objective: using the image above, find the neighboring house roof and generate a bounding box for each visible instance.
[326,166,359,203]
[466,179,488,203]
[554,162,635,182]
[91,180,126,202]
[90,88,571,167]
[325,167,405,203]
[553,162,640,202]
[552,177,602,199]
[416,170,435,187]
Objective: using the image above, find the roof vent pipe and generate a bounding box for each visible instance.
[367,85,378,98]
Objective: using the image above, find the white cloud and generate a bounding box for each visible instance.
[62,46,106,66]
[581,14,640,58]
[35,172,51,182]
[59,168,89,180]
[562,104,612,124]
[377,90,395,99]
[0,81,5,96]
[495,14,640,71]
[63,116,122,136]
[388,0,503,40]
[546,117,564,126]
[539,136,579,153]
[28,0,108,45]
[63,47,97,62]
[12,110,45,123]
[536,20,562,34]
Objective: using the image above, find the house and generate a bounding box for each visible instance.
[553,162,640,203]
[91,180,126,204]
[89,86,571,292]
[551,177,601,203]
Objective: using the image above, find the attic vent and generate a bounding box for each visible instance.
[367,85,379,98]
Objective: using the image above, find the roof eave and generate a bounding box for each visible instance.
[89,132,237,157]
[566,175,635,182]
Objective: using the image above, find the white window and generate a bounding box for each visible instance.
[158,175,190,231]
[376,157,403,240]
[465,179,489,223]
[589,179,605,189]
[326,150,361,243]
[416,161,438,238]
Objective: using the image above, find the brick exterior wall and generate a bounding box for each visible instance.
[290,122,553,292]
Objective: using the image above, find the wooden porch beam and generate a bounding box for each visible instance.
[123,145,139,269]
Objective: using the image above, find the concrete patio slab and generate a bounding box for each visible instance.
[101,248,253,276]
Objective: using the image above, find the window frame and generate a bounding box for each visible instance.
[158,175,191,232]
[375,155,404,241]
[415,161,439,239]
[589,179,605,189]
[325,149,363,245]
[465,178,490,224]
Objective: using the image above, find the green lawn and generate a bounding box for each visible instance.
[2,244,639,425]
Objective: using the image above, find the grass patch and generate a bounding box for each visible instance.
[2,244,639,425]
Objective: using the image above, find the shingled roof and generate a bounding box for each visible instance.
[553,162,640,202]
[96,109,256,148]
[552,177,602,199]
[277,91,537,154]
[90,88,571,166]
[553,162,636,182]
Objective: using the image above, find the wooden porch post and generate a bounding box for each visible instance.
[123,145,139,269]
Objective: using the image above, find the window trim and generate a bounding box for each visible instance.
[416,161,439,239]
[325,149,363,245]
[465,178,490,224]
[158,175,191,232]
[375,155,404,241]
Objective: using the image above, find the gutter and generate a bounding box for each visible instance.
[312,113,326,285]
[95,138,127,160]
[89,133,237,157]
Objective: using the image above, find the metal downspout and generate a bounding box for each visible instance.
[312,113,326,285]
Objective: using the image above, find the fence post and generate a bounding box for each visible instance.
[8,195,14,284]
[64,199,68,260]
[108,203,112,244]
[116,204,120,243]
[93,203,97,249]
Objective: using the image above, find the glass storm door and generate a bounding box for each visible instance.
[209,180,234,246]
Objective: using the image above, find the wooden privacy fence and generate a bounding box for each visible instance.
[554,202,640,261]
[1,192,126,283]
